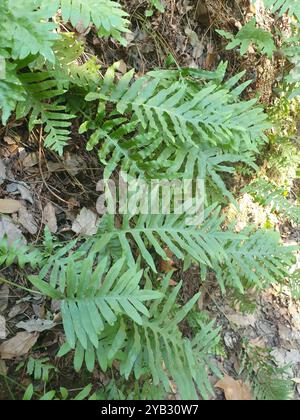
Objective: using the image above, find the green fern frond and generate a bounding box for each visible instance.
[29,257,163,350]
[0,60,25,124]
[289,269,300,299]
[244,178,300,224]
[2,0,58,62]
[217,229,297,293]
[56,0,130,43]
[90,207,231,273]
[0,237,41,269]
[26,357,57,382]
[56,277,221,400]
[217,19,276,58]
[256,0,300,21]
[16,71,75,154]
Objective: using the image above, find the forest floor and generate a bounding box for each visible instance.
[0,0,300,400]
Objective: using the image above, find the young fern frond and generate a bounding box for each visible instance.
[26,357,57,382]
[217,19,276,58]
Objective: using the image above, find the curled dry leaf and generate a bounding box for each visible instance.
[215,375,253,400]
[0,199,22,214]
[0,332,38,360]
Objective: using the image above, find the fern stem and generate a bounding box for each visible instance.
[0,277,43,296]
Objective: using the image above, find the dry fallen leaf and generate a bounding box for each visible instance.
[16,319,56,333]
[0,332,38,360]
[0,216,27,246]
[43,202,57,233]
[227,313,257,328]
[72,208,99,236]
[18,206,38,235]
[0,158,6,185]
[0,285,9,313]
[16,184,34,204]
[215,375,253,400]
[0,315,6,340]
[0,199,22,214]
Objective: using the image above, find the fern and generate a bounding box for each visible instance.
[0,237,41,269]
[56,0,130,44]
[244,178,300,224]
[16,71,75,155]
[26,357,57,382]
[29,257,163,350]
[56,276,221,399]
[1,0,58,63]
[217,19,276,58]
[289,269,300,299]
[0,61,25,124]
[240,341,293,400]
[216,229,296,293]
[255,0,300,21]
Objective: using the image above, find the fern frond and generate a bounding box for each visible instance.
[217,19,276,58]
[27,357,57,382]
[289,269,300,299]
[109,71,269,150]
[217,229,297,293]
[0,60,25,124]
[16,71,75,154]
[29,257,162,351]
[56,0,130,43]
[0,237,41,269]
[244,178,300,224]
[90,207,231,273]
[3,0,58,62]
[57,277,221,400]
[256,0,300,21]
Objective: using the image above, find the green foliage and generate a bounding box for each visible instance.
[1,1,299,400]
[26,357,57,383]
[0,0,129,152]
[23,383,94,400]
[146,0,165,16]
[289,269,300,299]
[0,237,41,269]
[240,342,294,400]
[244,178,300,223]
[254,0,300,21]
[216,19,276,58]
